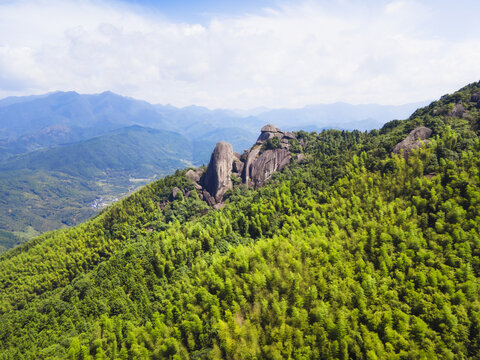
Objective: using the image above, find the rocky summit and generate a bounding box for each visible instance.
[194,124,302,205]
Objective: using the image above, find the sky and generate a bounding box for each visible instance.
[0,0,479,109]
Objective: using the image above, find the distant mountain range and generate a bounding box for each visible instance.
[0,91,427,158]
[0,91,427,250]
[254,102,428,131]
[0,91,259,160]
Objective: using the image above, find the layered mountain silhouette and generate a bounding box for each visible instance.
[0,91,425,249]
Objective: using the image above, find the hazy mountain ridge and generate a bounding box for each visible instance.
[0,91,258,155]
[255,101,429,131]
[0,91,425,155]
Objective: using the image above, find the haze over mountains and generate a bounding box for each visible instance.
[0,91,254,161]
[0,91,426,157]
[0,91,426,251]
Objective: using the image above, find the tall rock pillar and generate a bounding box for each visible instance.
[202,141,234,203]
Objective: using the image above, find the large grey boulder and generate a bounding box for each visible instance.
[261,124,278,133]
[257,131,275,142]
[186,168,204,183]
[169,187,182,201]
[250,149,291,188]
[448,104,466,118]
[256,124,285,143]
[242,147,291,188]
[202,141,235,202]
[202,189,216,206]
[393,126,432,157]
[233,159,244,174]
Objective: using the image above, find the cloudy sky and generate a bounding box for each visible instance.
[0,0,479,108]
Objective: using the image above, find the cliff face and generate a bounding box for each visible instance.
[194,124,301,205]
[241,125,294,188]
[201,141,235,203]
[243,148,291,188]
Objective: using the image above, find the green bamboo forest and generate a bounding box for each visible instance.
[1,82,480,359]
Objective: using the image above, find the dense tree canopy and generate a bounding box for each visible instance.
[1,82,480,359]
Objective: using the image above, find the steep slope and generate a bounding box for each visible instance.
[0,82,480,359]
[0,92,426,246]
[0,91,260,249]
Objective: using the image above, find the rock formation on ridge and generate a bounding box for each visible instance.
[201,141,235,203]
[393,126,433,157]
[243,124,294,188]
[191,124,302,205]
[242,147,291,188]
[471,92,480,102]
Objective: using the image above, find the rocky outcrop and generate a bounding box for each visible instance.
[393,126,432,157]
[244,148,291,188]
[241,146,261,186]
[296,153,306,162]
[201,141,235,203]
[242,124,295,187]
[233,159,244,173]
[171,187,181,200]
[202,189,216,206]
[186,168,204,183]
[256,124,286,143]
[471,92,480,102]
[187,125,304,206]
[448,104,466,118]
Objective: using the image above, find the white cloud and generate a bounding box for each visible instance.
[0,0,479,108]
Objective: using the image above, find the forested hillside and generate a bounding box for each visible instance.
[0,91,421,251]
[0,91,258,250]
[1,82,480,359]
[0,126,214,252]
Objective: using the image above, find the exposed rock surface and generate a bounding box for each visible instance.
[256,124,285,143]
[448,104,466,118]
[296,153,306,162]
[241,146,261,187]
[261,124,278,133]
[201,141,235,203]
[186,168,204,183]
[393,126,433,157]
[233,159,244,173]
[244,148,291,188]
[171,187,181,200]
[471,92,480,102]
[202,189,216,206]
[188,125,304,205]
